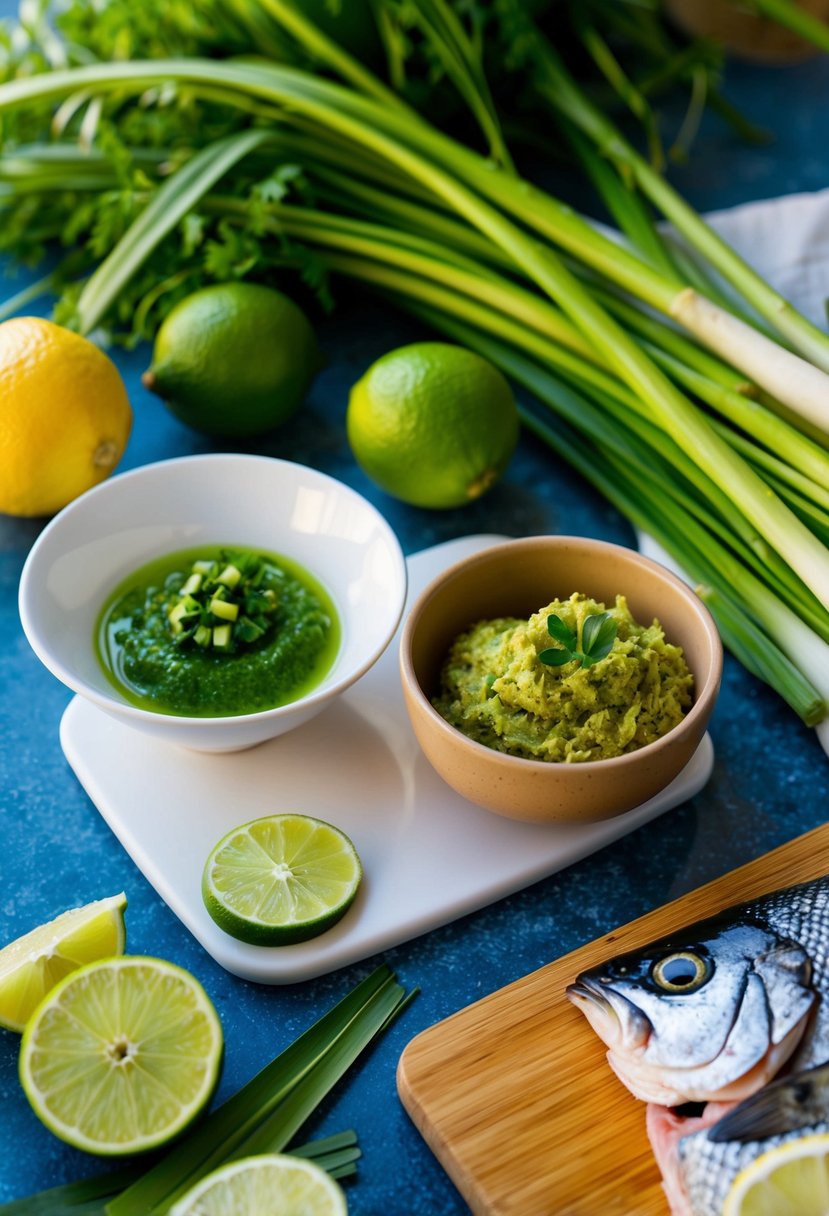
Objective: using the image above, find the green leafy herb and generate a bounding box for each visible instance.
[165,550,279,653]
[538,611,618,670]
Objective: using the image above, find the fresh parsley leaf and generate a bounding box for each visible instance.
[539,610,618,671]
[545,613,577,649]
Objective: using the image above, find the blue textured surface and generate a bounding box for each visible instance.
[2,46,829,1215]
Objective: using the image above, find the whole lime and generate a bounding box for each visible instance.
[346,342,519,509]
[143,283,319,438]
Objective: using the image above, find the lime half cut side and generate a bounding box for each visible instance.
[169,1152,348,1216]
[19,956,223,1155]
[723,1132,829,1216]
[0,892,127,1033]
[202,814,362,946]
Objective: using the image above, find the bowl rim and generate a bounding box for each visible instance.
[399,533,722,773]
[19,452,408,728]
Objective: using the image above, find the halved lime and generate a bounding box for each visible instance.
[169,1153,348,1216]
[724,1132,829,1215]
[19,956,223,1155]
[0,892,127,1033]
[202,814,362,946]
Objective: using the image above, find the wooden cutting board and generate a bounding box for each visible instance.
[397,823,829,1216]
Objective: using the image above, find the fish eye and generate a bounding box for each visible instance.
[651,951,711,993]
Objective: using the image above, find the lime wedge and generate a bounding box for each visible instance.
[19,956,223,1155]
[0,892,127,1032]
[202,814,362,946]
[169,1153,347,1216]
[724,1133,829,1216]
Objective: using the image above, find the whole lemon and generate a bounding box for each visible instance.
[347,342,519,509]
[143,282,320,439]
[0,317,132,518]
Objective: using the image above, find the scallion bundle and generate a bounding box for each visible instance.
[1,0,828,726]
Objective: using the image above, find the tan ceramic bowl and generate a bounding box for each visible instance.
[400,536,722,823]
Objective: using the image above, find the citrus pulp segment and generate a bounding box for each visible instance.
[0,892,127,1033]
[723,1132,829,1216]
[202,813,362,945]
[168,1152,348,1215]
[19,955,223,1155]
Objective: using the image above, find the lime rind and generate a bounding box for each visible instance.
[202,814,362,946]
[168,1152,348,1216]
[0,892,127,1033]
[19,955,223,1156]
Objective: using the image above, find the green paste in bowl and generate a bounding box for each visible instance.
[432,593,693,763]
[96,545,340,718]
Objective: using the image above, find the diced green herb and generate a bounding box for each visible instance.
[162,550,280,654]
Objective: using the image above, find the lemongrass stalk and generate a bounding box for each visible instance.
[724,427,829,516]
[594,287,759,395]
[529,36,829,373]
[0,61,683,314]
[4,60,829,602]
[307,165,518,273]
[516,391,826,725]
[8,53,826,434]
[562,120,677,278]
[666,289,829,433]
[390,0,514,169]
[313,245,826,623]
[758,474,829,549]
[75,128,276,334]
[256,0,409,114]
[243,62,829,430]
[645,348,829,492]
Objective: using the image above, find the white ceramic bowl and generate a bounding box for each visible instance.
[19,454,407,752]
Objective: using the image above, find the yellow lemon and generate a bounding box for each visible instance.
[0,317,132,517]
[347,342,519,509]
[723,1132,829,1215]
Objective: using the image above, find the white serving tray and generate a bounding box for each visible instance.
[60,534,714,984]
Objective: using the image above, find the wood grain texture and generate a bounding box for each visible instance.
[397,824,829,1216]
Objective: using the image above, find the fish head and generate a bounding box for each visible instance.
[567,916,815,1105]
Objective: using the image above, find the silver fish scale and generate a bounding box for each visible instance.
[746,875,829,1064]
[679,1117,829,1215]
[676,876,829,1214]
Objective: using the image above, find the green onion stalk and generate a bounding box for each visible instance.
[2,29,829,723]
[2,58,829,614]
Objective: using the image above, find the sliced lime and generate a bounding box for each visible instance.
[19,955,223,1155]
[169,1153,348,1216]
[202,814,362,946]
[0,892,127,1033]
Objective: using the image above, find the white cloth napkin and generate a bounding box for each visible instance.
[636,188,829,752]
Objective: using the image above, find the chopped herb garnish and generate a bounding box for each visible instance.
[165,550,279,653]
[538,610,619,670]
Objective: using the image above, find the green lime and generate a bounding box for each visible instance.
[346,341,519,509]
[202,814,362,946]
[169,1152,348,1216]
[143,282,319,438]
[19,956,223,1155]
[0,892,127,1033]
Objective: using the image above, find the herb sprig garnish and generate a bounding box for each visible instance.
[539,611,618,670]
